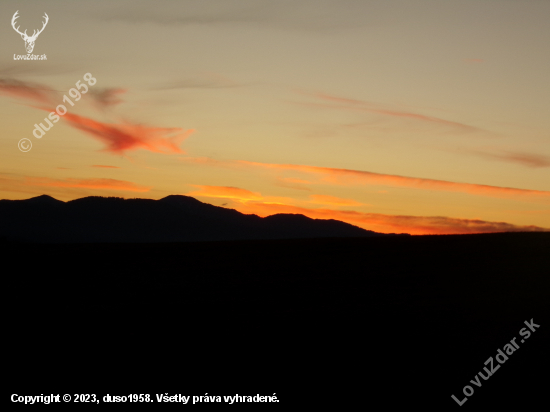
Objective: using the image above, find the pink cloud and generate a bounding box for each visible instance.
[0,78,58,105]
[53,111,194,154]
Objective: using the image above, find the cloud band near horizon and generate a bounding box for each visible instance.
[180,157,550,202]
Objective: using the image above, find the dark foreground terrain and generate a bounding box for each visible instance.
[4,232,549,408]
[0,195,389,242]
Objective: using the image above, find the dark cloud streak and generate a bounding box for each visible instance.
[88,88,127,110]
[470,149,550,168]
[95,0,379,32]
[153,75,240,91]
[0,78,59,104]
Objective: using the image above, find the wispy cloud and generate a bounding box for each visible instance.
[309,194,365,207]
[43,110,194,155]
[469,149,550,168]
[186,185,263,202]
[96,0,373,32]
[179,156,550,201]
[0,78,58,105]
[179,156,246,170]
[275,177,312,191]
[299,91,482,133]
[91,165,121,169]
[238,160,550,201]
[0,77,128,112]
[233,201,549,235]
[0,64,79,78]
[24,177,151,192]
[185,185,293,205]
[88,88,127,110]
[0,173,151,198]
[154,74,239,90]
[181,181,549,233]
[1,78,194,155]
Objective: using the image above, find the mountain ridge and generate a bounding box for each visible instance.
[0,194,401,243]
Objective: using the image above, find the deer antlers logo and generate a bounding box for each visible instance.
[11,10,49,54]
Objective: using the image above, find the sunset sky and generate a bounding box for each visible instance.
[1,0,549,235]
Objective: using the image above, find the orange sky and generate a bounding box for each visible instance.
[1,0,549,235]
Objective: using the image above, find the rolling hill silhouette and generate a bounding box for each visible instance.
[0,194,396,243]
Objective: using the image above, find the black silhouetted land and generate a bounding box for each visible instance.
[0,195,396,243]
[2,196,549,408]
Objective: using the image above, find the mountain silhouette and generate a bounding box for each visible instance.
[0,194,396,243]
